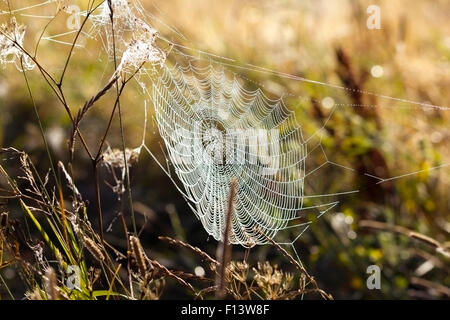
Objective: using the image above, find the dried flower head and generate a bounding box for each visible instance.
[229,261,249,282]
[253,261,293,299]
[91,0,164,67]
[115,35,165,78]
[0,17,34,71]
[102,146,140,169]
[102,146,141,198]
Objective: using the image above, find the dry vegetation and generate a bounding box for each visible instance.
[0,0,449,300]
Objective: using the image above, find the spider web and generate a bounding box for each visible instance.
[2,0,449,254]
[82,0,345,247]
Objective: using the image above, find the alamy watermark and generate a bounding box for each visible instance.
[66,265,81,290]
[65,5,81,30]
[170,121,280,176]
[366,265,381,290]
[366,5,381,30]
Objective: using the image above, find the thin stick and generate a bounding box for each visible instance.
[215,179,237,299]
[149,259,196,294]
[159,236,218,266]
[359,220,441,248]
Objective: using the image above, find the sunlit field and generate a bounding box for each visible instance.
[0,0,449,300]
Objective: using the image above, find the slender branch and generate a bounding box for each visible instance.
[215,179,237,299]
[59,1,104,85]
[95,82,126,160]
[359,220,450,257]
[69,74,119,161]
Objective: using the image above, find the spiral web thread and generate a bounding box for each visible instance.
[89,0,347,247]
[153,61,313,246]
[3,1,450,253]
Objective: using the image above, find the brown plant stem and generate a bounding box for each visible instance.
[215,179,237,299]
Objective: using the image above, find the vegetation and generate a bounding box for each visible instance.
[0,0,449,300]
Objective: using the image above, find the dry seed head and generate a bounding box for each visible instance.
[253,262,283,287]
[102,147,140,169]
[44,267,59,300]
[130,235,152,277]
[116,38,165,77]
[54,248,66,269]
[26,288,44,300]
[0,17,35,71]
[83,236,105,262]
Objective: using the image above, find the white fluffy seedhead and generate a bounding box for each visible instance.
[90,0,165,78]
[0,17,34,71]
[116,38,165,77]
